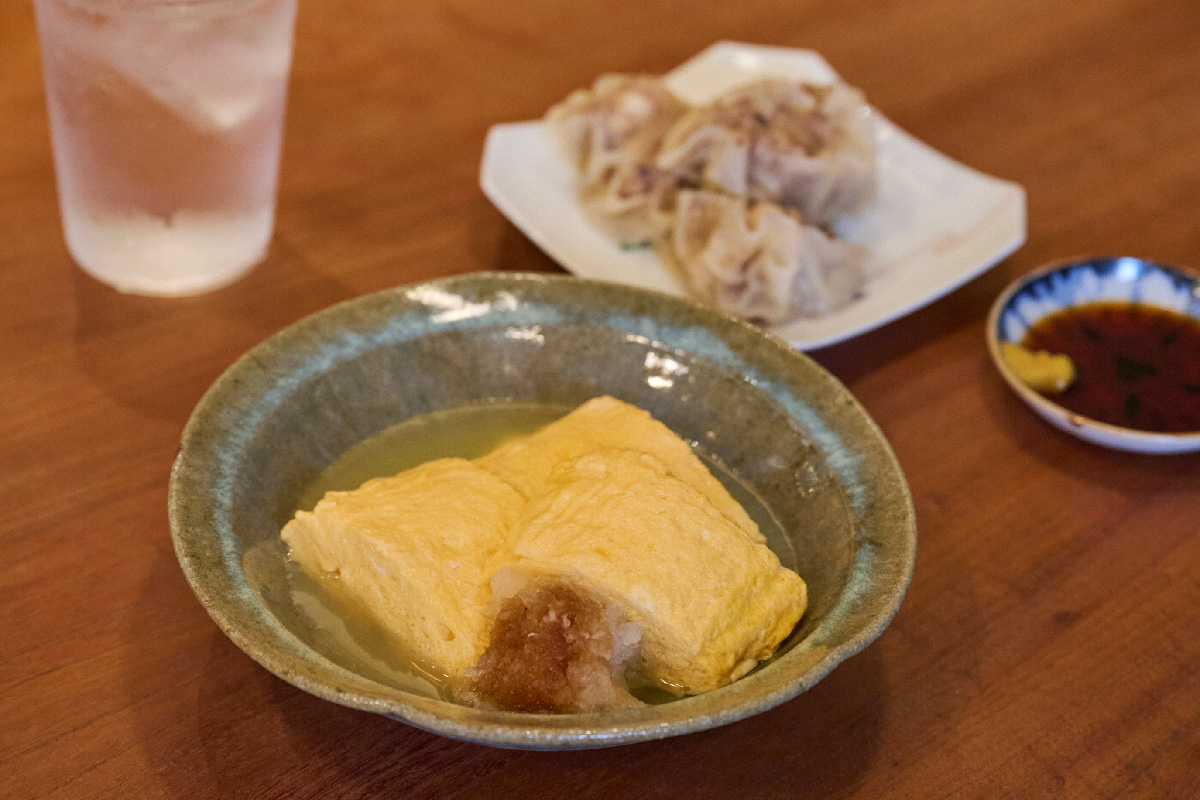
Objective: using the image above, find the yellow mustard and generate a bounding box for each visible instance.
[1000,343,1077,394]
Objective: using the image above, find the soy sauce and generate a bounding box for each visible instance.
[1021,302,1200,433]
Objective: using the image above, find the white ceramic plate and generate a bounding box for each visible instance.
[480,41,1028,350]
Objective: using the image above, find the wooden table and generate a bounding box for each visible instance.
[3,1,1199,797]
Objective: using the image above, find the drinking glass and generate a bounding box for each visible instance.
[34,0,298,296]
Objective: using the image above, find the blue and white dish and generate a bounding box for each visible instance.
[987,256,1200,454]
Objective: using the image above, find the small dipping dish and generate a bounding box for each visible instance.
[987,256,1200,454]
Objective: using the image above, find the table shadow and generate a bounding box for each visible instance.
[119,543,413,799]
[473,213,566,276]
[814,261,1013,387]
[69,235,354,425]
[271,645,890,800]
[977,350,1200,491]
[123,537,894,799]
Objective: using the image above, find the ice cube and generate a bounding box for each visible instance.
[64,1,295,132]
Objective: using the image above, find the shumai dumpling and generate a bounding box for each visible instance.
[671,189,865,324]
[657,79,876,225]
[578,158,680,244]
[544,74,688,242]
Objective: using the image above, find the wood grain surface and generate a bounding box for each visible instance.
[3,1,1200,797]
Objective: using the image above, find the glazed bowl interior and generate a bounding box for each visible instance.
[169,273,916,749]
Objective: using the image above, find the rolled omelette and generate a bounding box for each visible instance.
[282,396,806,701]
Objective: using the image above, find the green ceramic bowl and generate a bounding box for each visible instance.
[168,272,916,749]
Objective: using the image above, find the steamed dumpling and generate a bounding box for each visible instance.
[671,189,865,323]
[544,74,686,182]
[577,158,679,244]
[544,75,688,242]
[657,79,876,225]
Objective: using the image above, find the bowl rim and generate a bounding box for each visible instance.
[168,271,917,748]
[986,255,1200,452]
